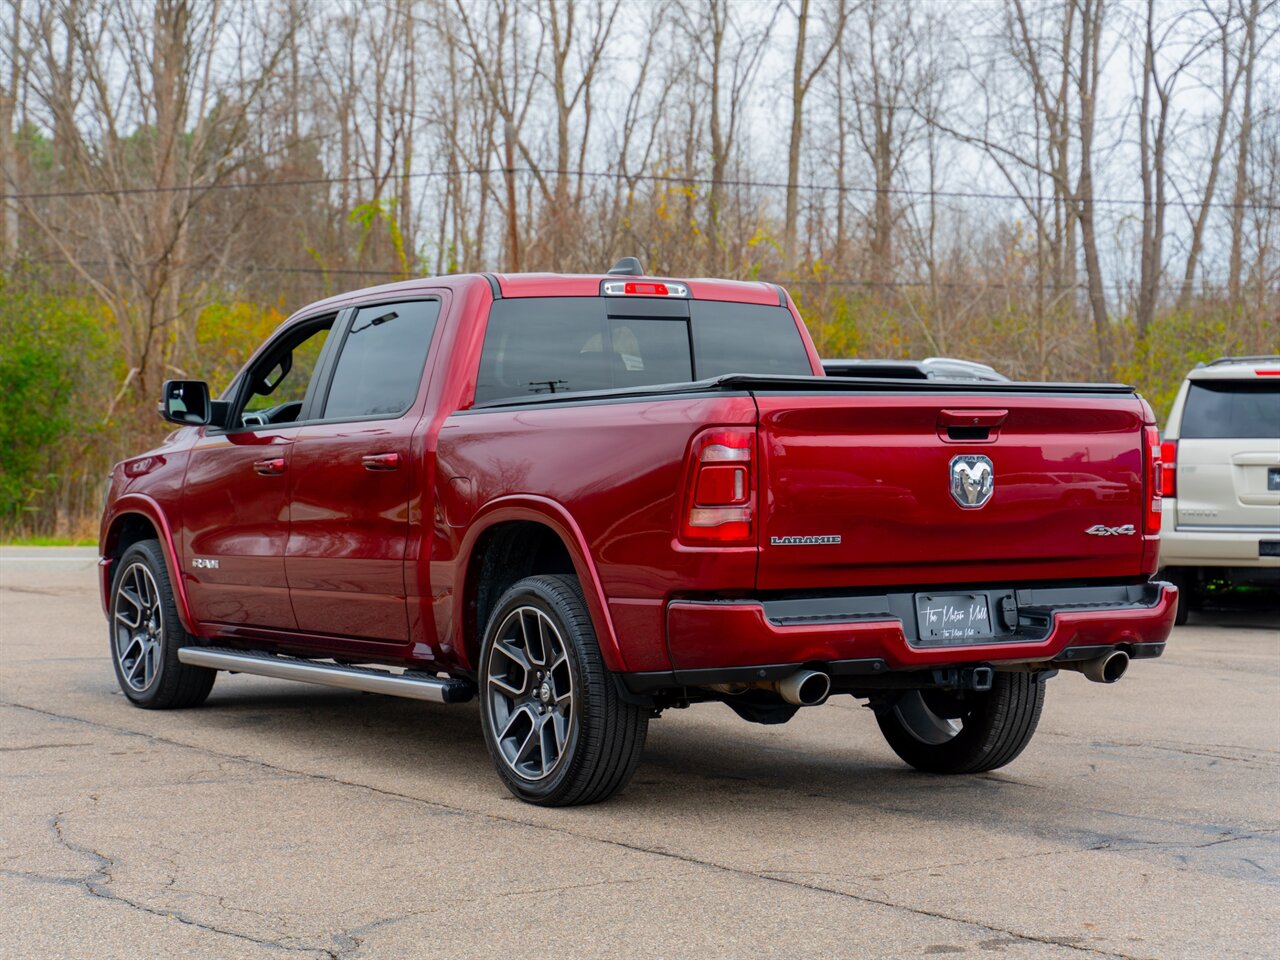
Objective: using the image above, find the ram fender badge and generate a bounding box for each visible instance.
[770,535,842,546]
[1085,524,1136,537]
[192,558,220,569]
[950,455,994,508]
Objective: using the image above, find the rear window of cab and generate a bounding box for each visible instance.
[474,298,812,405]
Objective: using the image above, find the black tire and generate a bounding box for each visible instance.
[1158,568,1194,626]
[478,574,647,806]
[874,672,1045,775]
[109,540,216,709]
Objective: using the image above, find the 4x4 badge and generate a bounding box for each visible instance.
[1085,524,1135,537]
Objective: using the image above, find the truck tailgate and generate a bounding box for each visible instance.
[756,391,1149,590]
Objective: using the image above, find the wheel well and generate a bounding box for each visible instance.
[465,521,576,666]
[104,513,160,565]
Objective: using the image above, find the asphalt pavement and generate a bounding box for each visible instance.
[1,547,1277,960]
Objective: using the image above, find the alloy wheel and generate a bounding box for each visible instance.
[113,561,164,692]
[485,605,575,781]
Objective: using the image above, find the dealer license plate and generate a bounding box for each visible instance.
[915,594,994,644]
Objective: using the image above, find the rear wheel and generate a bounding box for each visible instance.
[109,540,215,709]
[478,575,647,806]
[1158,567,1197,626]
[874,672,1045,774]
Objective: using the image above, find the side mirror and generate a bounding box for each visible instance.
[160,380,212,426]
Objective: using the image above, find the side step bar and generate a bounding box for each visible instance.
[177,647,475,704]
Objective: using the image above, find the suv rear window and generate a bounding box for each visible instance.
[475,297,812,404]
[1180,381,1280,439]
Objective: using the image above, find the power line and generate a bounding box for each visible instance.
[7,165,1277,213]
[30,257,1248,294]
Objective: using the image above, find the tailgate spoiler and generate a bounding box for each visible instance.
[713,374,1137,396]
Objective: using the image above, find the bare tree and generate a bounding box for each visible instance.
[0,0,21,262]
[1176,0,1247,307]
[1134,0,1204,339]
[1073,0,1112,373]
[681,0,776,270]
[783,0,845,266]
[13,0,298,401]
[1228,0,1265,299]
[449,0,548,272]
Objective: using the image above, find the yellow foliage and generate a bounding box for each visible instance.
[195,301,288,393]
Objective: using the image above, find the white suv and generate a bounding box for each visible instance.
[1157,356,1280,623]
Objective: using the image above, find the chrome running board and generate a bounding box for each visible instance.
[177,647,474,704]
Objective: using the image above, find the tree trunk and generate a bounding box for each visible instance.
[1228,0,1259,301]
[784,0,810,267]
[1076,0,1111,375]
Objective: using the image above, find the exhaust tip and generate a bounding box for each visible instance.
[1077,649,1130,683]
[779,669,831,706]
[1100,650,1129,683]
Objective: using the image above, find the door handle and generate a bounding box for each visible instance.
[253,457,287,476]
[362,453,401,472]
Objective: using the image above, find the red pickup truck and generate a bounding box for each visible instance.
[99,261,1177,806]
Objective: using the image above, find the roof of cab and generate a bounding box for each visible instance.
[283,270,787,325]
[490,272,784,305]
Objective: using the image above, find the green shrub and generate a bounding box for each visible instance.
[0,273,106,528]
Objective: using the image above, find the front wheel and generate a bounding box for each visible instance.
[478,575,647,806]
[874,672,1045,774]
[109,540,216,709]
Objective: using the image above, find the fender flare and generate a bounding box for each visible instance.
[101,494,200,636]
[456,496,628,673]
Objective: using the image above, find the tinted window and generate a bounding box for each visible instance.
[691,302,813,378]
[1181,381,1280,439]
[323,300,440,419]
[476,299,693,404]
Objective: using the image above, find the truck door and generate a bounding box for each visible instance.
[285,298,443,644]
[181,316,336,630]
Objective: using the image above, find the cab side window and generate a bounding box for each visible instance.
[239,319,334,428]
[321,300,441,420]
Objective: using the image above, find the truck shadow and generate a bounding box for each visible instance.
[181,677,1277,890]
[187,683,1122,827]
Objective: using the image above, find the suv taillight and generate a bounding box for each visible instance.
[1160,440,1177,497]
[1144,425,1162,535]
[680,427,756,545]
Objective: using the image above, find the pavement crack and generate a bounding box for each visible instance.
[0,742,93,752]
[45,809,334,958]
[1041,730,1277,766]
[5,700,1154,960]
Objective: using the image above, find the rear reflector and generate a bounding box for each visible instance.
[1144,426,1162,535]
[680,427,755,544]
[602,279,690,298]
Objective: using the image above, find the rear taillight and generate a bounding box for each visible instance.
[1160,440,1177,497]
[1144,425,1162,535]
[680,427,755,544]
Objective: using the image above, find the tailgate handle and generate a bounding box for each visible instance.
[938,409,1007,442]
